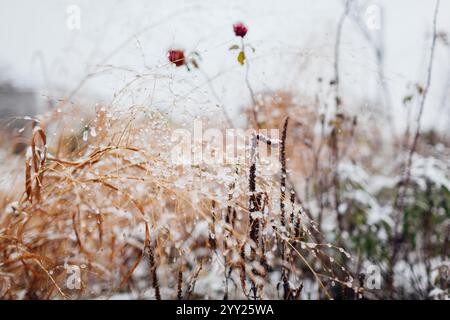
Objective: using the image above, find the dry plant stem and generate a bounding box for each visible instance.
[280,118,289,230]
[285,157,324,242]
[331,126,343,236]
[223,266,231,300]
[259,195,269,275]
[26,122,47,203]
[248,133,260,299]
[147,240,161,300]
[177,266,183,300]
[279,117,291,300]
[224,177,237,299]
[290,191,296,235]
[389,0,440,296]
[185,261,203,299]
[247,132,280,299]
[239,243,247,297]
[286,173,315,223]
[248,134,259,245]
[242,37,260,129]
[333,0,351,108]
[332,1,350,238]
[209,200,217,251]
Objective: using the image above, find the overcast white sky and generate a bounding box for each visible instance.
[0,0,449,130]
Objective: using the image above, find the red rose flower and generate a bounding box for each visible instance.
[168,49,185,67]
[233,22,248,38]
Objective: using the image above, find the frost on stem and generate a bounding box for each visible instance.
[279,117,292,300]
[280,118,289,228]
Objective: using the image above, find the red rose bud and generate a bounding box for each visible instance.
[168,50,185,67]
[233,22,248,38]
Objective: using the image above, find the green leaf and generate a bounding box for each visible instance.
[403,95,413,105]
[237,50,245,65]
[229,44,240,50]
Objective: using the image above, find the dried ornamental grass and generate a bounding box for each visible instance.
[0,105,353,300]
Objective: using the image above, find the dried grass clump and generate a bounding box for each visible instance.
[0,103,352,300]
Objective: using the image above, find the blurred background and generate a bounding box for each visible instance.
[1,0,450,131]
